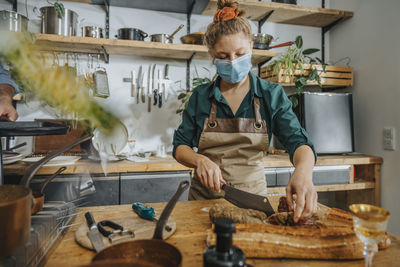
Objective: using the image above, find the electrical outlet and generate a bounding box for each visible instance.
[383,127,396,150]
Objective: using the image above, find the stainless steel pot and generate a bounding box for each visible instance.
[116,28,147,40]
[82,26,104,38]
[150,24,184,44]
[40,6,78,36]
[0,10,28,32]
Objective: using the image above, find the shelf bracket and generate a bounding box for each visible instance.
[258,10,274,33]
[101,45,109,64]
[103,0,110,39]
[187,0,196,34]
[186,52,196,91]
[12,0,17,12]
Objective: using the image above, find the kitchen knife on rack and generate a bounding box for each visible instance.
[221,184,275,216]
[131,71,136,98]
[137,65,143,104]
[85,211,105,252]
[148,64,153,112]
[141,70,147,103]
[158,69,162,108]
[152,64,158,106]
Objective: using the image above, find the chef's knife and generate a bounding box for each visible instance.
[152,64,158,106]
[163,64,170,102]
[141,70,147,103]
[158,69,162,108]
[221,184,275,216]
[131,70,136,98]
[85,211,105,252]
[137,66,143,104]
[148,64,153,112]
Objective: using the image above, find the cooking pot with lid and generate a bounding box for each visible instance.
[39,6,78,36]
[116,28,147,40]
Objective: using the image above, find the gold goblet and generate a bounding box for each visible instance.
[349,204,390,267]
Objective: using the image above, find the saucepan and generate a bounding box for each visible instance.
[151,24,184,44]
[116,28,148,41]
[0,135,92,259]
[31,166,67,215]
[82,26,104,38]
[253,33,293,50]
[91,181,190,267]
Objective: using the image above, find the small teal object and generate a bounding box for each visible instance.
[132,202,155,220]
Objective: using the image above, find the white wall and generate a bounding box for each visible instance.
[0,0,324,154]
[329,0,400,235]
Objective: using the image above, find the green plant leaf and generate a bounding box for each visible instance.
[302,48,319,55]
[308,69,318,81]
[299,76,307,85]
[54,2,65,18]
[176,109,184,114]
[315,75,322,87]
[316,57,323,64]
[290,96,298,108]
[295,36,303,49]
[322,64,327,72]
[178,93,186,100]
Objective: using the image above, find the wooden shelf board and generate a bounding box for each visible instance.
[267,182,375,195]
[34,34,275,64]
[202,0,353,27]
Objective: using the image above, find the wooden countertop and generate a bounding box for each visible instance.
[4,153,383,176]
[46,198,398,267]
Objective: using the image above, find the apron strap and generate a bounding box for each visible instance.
[253,97,262,127]
[209,99,217,123]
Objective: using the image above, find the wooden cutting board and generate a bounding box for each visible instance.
[75,214,176,251]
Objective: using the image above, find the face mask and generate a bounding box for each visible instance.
[215,53,252,84]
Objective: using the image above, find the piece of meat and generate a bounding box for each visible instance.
[209,204,268,224]
[326,208,353,225]
[278,196,290,212]
[267,211,319,226]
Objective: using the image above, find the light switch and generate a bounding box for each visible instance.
[383,127,396,150]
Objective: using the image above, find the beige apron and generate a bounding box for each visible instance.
[189,96,269,200]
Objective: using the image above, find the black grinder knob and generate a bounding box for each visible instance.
[203,217,247,267]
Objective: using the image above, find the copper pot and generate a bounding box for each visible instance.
[0,185,31,259]
[0,135,91,259]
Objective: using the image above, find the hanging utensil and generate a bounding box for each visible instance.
[93,55,110,98]
[158,69,162,108]
[147,65,153,112]
[136,66,143,104]
[141,70,147,103]
[122,71,136,98]
[153,65,158,106]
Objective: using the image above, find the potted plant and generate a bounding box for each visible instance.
[267,35,326,107]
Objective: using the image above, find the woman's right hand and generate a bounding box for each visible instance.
[196,156,226,192]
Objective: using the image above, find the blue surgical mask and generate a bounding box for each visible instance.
[215,53,252,84]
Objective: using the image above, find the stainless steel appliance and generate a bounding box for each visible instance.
[292,92,354,154]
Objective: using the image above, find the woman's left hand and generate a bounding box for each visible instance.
[286,167,317,223]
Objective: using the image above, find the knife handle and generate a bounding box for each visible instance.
[85,211,97,230]
[158,93,162,108]
[153,90,158,105]
[165,64,169,78]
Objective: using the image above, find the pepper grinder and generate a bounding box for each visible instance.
[204,217,251,267]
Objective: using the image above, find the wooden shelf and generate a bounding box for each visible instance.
[34,34,275,64]
[267,182,375,195]
[202,0,353,27]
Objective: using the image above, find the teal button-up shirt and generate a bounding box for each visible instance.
[173,72,316,163]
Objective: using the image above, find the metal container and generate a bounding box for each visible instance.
[82,26,104,38]
[253,33,273,49]
[40,6,78,36]
[150,33,172,43]
[0,10,28,32]
[116,28,147,40]
[0,185,31,259]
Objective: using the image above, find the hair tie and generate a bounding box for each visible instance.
[213,7,240,23]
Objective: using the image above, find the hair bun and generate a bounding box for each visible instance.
[217,0,239,9]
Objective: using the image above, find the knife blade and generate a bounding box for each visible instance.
[137,66,143,104]
[141,70,147,103]
[85,211,105,252]
[131,70,136,98]
[148,64,153,112]
[221,184,275,216]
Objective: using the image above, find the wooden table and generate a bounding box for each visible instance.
[45,198,399,267]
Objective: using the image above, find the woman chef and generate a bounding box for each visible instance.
[173,0,317,223]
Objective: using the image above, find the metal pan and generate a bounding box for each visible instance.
[91,181,190,267]
[151,24,184,44]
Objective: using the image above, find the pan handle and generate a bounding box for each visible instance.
[39,166,67,194]
[20,135,92,187]
[153,180,190,240]
[269,41,294,49]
